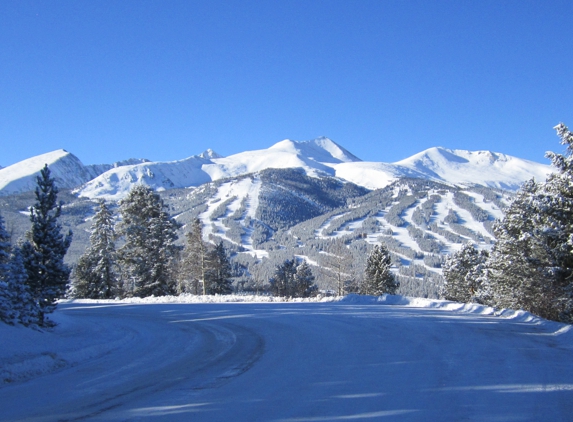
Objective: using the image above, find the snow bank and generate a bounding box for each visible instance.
[0,311,135,384]
[339,293,572,335]
[62,293,340,305]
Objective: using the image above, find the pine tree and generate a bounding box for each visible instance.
[442,243,488,303]
[21,165,72,326]
[0,214,15,324]
[178,219,209,295]
[269,259,297,297]
[205,242,233,295]
[117,185,180,297]
[484,123,573,322]
[7,247,38,326]
[71,201,119,299]
[361,244,398,296]
[294,260,318,298]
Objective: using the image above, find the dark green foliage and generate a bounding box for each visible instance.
[453,192,490,222]
[71,201,119,299]
[442,243,489,303]
[178,219,207,294]
[256,168,369,231]
[384,194,417,227]
[205,242,233,294]
[293,261,318,298]
[21,165,72,326]
[361,245,398,296]
[117,185,180,297]
[479,123,573,322]
[270,258,318,297]
[269,259,297,297]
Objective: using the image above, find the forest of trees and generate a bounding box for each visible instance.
[442,123,573,322]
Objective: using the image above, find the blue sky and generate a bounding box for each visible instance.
[1,0,571,168]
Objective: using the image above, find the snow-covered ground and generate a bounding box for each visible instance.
[1,295,572,421]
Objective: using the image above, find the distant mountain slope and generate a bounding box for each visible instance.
[0,150,150,197]
[333,147,552,190]
[0,139,553,199]
[77,141,551,200]
[76,138,363,199]
[0,150,96,196]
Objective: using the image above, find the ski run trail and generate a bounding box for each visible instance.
[1,294,573,421]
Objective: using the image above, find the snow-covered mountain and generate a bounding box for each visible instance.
[76,140,551,200]
[76,138,362,200]
[0,150,97,197]
[0,138,553,199]
[0,150,149,197]
[333,147,552,191]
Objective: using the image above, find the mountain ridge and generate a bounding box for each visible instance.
[0,139,553,199]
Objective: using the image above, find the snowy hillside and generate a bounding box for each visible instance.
[333,147,552,190]
[75,142,553,199]
[0,139,552,199]
[155,170,510,298]
[0,150,97,196]
[76,138,362,200]
[0,150,150,197]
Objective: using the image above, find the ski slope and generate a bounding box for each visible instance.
[1,297,572,421]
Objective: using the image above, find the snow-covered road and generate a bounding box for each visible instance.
[2,300,573,421]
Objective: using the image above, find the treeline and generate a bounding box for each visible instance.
[442,123,573,323]
[71,186,234,299]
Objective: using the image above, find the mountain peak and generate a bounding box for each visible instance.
[0,149,93,196]
[269,137,361,163]
[198,149,223,159]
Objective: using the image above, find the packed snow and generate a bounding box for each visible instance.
[1,295,572,421]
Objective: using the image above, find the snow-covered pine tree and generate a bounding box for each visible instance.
[442,242,488,303]
[21,165,72,326]
[205,242,233,295]
[178,219,209,295]
[269,259,297,297]
[7,247,38,326]
[361,244,398,296]
[72,200,119,299]
[294,260,318,298]
[0,214,15,324]
[484,123,573,322]
[117,185,180,297]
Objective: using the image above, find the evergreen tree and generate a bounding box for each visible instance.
[205,242,233,295]
[7,248,38,326]
[442,243,488,303]
[71,201,119,299]
[361,244,398,296]
[178,219,208,295]
[294,260,318,298]
[117,185,180,297]
[21,165,72,326]
[0,214,15,324]
[484,123,573,322]
[269,259,297,297]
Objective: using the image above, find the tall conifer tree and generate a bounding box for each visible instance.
[205,242,233,295]
[72,200,119,298]
[21,165,72,325]
[117,185,180,297]
[361,245,398,296]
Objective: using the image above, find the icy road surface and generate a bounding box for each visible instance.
[1,300,573,421]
